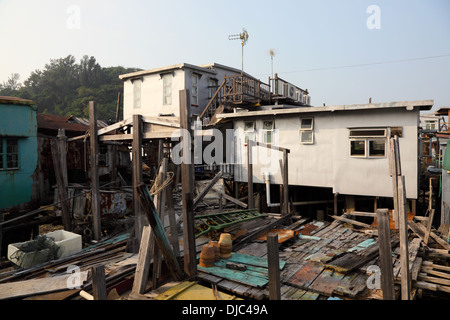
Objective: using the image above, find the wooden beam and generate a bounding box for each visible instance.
[193,171,223,209]
[89,101,102,241]
[50,139,71,231]
[57,129,68,188]
[179,89,196,277]
[219,192,248,209]
[132,114,145,252]
[166,185,180,258]
[255,141,290,153]
[330,215,376,229]
[282,149,289,215]
[424,209,435,245]
[131,225,153,296]
[388,136,401,228]
[267,233,281,300]
[397,175,412,300]
[137,184,183,281]
[91,265,107,300]
[376,209,395,300]
[247,140,254,210]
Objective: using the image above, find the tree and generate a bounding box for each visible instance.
[2,73,22,90]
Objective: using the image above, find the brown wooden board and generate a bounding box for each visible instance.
[308,268,346,296]
[287,261,324,289]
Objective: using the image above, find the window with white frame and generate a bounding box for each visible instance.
[349,128,386,158]
[244,121,255,146]
[133,79,141,109]
[191,74,199,106]
[300,118,314,144]
[162,74,172,105]
[262,120,275,144]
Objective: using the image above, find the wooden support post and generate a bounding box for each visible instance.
[334,193,339,216]
[166,185,180,258]
[388,136,401,229]
[376,209,395,300]
[50,139,71,231]
[57,129,68,188]
[267,233,281,300]
[131,225,153,296]
[282,149,289,216]
[398,175,412,300]
[91,265,107,300]
[132,114,144,252]
[247,140,254,210]
[89,101,102,241]
[179,89,196,277]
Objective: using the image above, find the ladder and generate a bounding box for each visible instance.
[194,209,267,238]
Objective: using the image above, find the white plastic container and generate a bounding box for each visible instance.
[7,230,82,268]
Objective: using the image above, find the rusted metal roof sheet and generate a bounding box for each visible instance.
[37,113,90,133]
[0,96,36,106]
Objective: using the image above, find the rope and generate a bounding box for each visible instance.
[150,171,174,196]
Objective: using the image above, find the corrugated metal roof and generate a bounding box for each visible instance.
[0,96,36,106]
[37,113,89,133]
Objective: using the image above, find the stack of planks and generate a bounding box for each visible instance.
[0,232,137,300]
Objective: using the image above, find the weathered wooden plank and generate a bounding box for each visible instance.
[137,184,183,281]
[91,265,107,300]
[308,268,345,296]
[267,234,281,300]
[287,261,324,289]
[89,101,102,241]
[398,175,411,300]
[0,271,89,300]
[376,208,395,300]
[131,225,153,296]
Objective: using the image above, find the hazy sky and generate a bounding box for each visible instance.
[0,0,449,110]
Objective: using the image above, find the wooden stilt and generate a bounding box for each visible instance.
[89,101,102,241]
[247,140,254,210]
[376,209,395,300]
[91,265,107,300]
[267,233,281,300]
[132,114,144,251]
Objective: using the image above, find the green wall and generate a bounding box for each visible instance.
[0,102,38,209]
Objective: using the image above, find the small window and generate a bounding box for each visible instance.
[244,121,255,132]
[349,128,386,158]
[350,140,366,157]
[300,118,314,130]
[133,79,141,109]
[163,74,172,105]
[300,118,314,144]
[300,130,314,144]
[6,139,19,169]
[191,75,199,106]
[369,139,385,157]
[263,120,274,144]
[208,79,218,99]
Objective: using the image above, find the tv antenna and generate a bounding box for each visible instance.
[229,28,249,72]
[269,48,276,78]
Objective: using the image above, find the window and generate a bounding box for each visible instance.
[162,74,172,105]
[425,121,436,130]
[244,121,255,146]
[191,74,199,106]
[349,128,386,158]
[0,138,19,170]
[262,120,274,144]
[133,79,141,109]
[208,79,218,99]
[300,118,314,144]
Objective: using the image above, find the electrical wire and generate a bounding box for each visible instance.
[258,54,450,77]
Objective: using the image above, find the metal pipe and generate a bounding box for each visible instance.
[264,173,280,207]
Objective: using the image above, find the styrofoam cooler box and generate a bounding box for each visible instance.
[8,230,82,268]
[44,230,82,258]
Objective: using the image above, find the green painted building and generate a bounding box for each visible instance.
[0,96,38,210]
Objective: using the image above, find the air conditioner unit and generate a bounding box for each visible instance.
[304,95,311,105]
[296,91,305,104]
[283,83,296,100]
